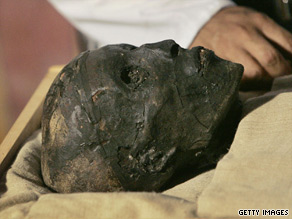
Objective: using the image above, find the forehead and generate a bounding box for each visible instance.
[86,44,176,82]
[90,43,175,64]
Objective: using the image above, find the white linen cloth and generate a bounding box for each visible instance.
[48,0,234,48]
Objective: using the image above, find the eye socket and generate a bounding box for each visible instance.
[170,44,179,58]
[121,67,132,84]
[120,67,149,89]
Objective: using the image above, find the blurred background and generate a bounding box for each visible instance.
[0,0,80,143]
[0,0,291,144]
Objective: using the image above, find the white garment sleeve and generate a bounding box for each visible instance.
[48,0,235,48]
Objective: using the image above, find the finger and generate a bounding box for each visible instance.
[255,13,292,56]
[226,49,273,90]
[233,49,267,81]
[210,39,266,81]
[244,30,292,77]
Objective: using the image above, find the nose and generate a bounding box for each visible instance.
[141,40,182,58]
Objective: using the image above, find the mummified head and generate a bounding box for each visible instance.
[41,40,243,193]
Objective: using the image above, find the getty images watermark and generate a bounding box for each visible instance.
[238,209,289,216]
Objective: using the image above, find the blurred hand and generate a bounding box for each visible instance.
[190,6,292,90]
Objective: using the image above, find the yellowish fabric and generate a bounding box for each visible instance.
[197,79,292,219]
[0,131,201,218]
[163,170,214,203]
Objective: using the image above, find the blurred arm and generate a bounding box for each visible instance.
[47,0,234,48]
[190,6,292,90]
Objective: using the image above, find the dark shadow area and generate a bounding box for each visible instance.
[233,0,292,32]
[240,75,292,118]
[241,94,276,119]
[0,172,8,197]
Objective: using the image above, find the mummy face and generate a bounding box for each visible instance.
[41,40,243,193]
